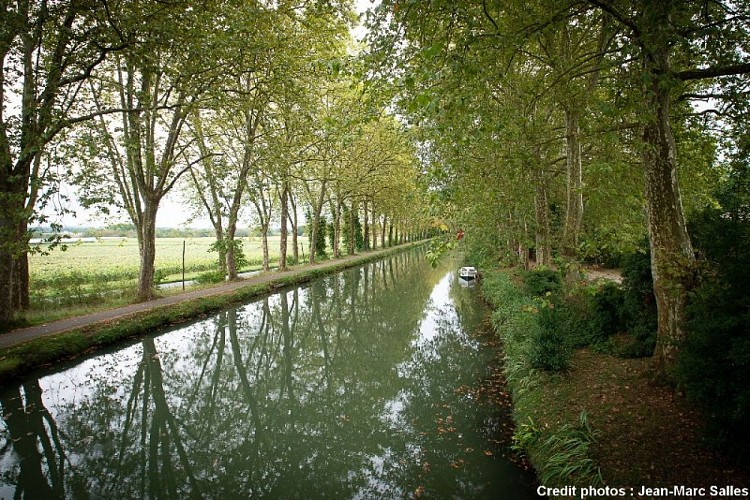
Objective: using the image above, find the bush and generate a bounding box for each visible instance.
[591,282,624,335]
[523,268,562,297]
[531,304,573,371]
[617,247,657,357]
[677,203,750,462]
[195,270,225,284]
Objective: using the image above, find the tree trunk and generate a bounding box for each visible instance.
[137,204,158,301]
[309,181,327,265]
[381,215,387,249]
[641,20,695,375]
[0,211,15,324]
[348,204,356,255]
[261,222,270,271]
[332,200,341,258]
[289,191,299,263]
[279,182,289,271]
[226,224,238,280]
[534,169,552,266]
[563,107,583,257]
[371,203,378,249]
[0,172,30,322]
[388,220,394,247]
[12,216,30,310]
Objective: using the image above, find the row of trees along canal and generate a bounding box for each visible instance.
[0,0,432,325]
[363,0,750,379]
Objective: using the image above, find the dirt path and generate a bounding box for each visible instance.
[1,245,418,350]
[583,265,623,283]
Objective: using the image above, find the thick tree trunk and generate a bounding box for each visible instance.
[215,229,227,275]
[388,220,394,247]
[289,192,299,263]
[137,206,158,301]
[332,200,341,258]
[642,37,694,376]
[630,1,698,377]
[348,204,356,255]
[381,215,387,249]
[11,216,30,310]
[371,204,378,249]
[226,224,238,280]
[309,181,327,265]
[563,107,583,257]
[362,200,369,251]
[0,214,15,323]
[12,251,29,311]
[0,176,30,321]
[261,223,270,271]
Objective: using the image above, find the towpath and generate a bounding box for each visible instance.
[1,245,418,350]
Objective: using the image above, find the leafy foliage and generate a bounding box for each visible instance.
[531,305,573,372]
[513,412,602,488]
[618,248,658,357]
[677,170,750,462]
[522,268,562,297]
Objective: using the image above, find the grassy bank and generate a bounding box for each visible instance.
[482,268,750,494]
[0,243,422,385]
[481,270,603,490]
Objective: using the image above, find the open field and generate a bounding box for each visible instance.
[29,236,282,305]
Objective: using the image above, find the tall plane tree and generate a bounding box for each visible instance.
[0,0,126,324]
[581,0,750,374]
[77,1,225,300]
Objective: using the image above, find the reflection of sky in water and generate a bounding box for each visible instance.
[0,253,537,499]
[413,271,456,347]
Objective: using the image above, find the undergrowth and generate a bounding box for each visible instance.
[482,270,604,488]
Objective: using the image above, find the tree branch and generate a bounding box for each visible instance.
[676,62,750,81]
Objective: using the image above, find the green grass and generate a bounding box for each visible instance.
[30,236,281,288]
[27,236,282,312]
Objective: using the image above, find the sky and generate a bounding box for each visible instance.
[49,0,379,230]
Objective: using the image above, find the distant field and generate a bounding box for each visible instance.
[29,236,282,302]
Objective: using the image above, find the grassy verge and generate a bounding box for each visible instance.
[481,269,604,490]
[482,267,750,494]
[0,244,423,384]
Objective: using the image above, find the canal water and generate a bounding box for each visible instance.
[0,248,538,499]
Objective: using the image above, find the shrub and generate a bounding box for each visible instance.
[677,202,750,462]
[617,247,657,357]
[195,270,225,284]
[590,281,626,338]
[530,306,573,371]
[523,268,562,297]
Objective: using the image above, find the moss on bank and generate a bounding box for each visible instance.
[0,244,423,385]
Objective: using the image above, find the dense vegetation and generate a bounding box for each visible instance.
[1,0,433,327]
[360,0,750,468]
[363,0,750,381]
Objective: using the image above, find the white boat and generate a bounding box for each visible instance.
[459,266,478,280]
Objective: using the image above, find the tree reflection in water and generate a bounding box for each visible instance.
[0,249,537,498]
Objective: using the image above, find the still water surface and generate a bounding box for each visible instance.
[0,249,538,499]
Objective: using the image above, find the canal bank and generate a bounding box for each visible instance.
[481,267,750,495]
[0,243,426,384]
[0,246,539,497]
